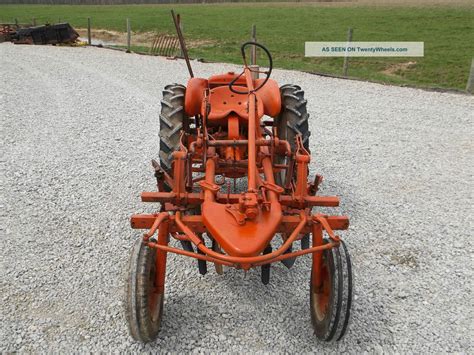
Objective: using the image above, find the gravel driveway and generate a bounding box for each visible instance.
[1,43,472,353]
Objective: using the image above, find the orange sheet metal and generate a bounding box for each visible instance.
[175,211,307,268]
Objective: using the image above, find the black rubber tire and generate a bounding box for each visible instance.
[275,84,311,249]
[276,84,310,158]
[159,83,186,190]
[310,240,353,342]
[126,238,164,343]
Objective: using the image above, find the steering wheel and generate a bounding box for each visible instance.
[229,41,273,95]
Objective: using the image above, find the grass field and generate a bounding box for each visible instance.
[1,3,473,90]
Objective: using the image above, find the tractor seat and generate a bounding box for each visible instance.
[184,75,282,118]
[204,86,264,120]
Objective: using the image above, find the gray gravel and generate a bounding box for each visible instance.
[1,43,473,353]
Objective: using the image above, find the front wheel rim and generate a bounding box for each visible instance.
[147,263,161,322]
[312,261,332,321]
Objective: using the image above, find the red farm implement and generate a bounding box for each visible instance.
[126,11,352,344]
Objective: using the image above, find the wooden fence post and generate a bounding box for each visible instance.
[251,24,257,65]
[126,18,131,53]
[466,58,474,94]
[342,27,353,77]
[87,17,92,46]
[32,17,36,26]
[249,24,259,80]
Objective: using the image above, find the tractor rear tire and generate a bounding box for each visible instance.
[310,240,352,342]
[276,84,310,160]
[126,237,164,343]
[275,84,311,250]
[159,83,187,190]
[275,83,310,185]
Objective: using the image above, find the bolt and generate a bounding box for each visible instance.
[245,207,258,220]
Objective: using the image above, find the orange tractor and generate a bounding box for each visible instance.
[126,17,352,343]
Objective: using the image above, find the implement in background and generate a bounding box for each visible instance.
[1,23,79,45]
[149,34,180,57]
[148,12,182,58]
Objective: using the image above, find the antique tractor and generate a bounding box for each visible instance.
[126,38,353,343]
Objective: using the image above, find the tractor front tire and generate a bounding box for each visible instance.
[310,240,353,341]
[126,237,164,343]
[159,83,187,189]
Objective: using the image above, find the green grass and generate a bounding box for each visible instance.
[1,4,473,90]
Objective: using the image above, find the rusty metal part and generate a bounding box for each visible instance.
[149,34,180,57]
[0,24,14,42]
[309,174,323,195]
[171,10,194,78]
[151,159,173,191]
[11,23,79,45]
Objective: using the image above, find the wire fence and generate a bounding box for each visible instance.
[0,0,350,4]
[1,4,471,92]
